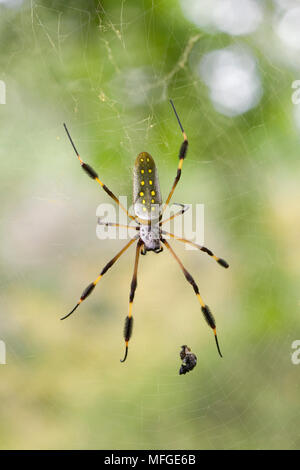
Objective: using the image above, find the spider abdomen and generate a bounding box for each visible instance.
[133,152,162,221]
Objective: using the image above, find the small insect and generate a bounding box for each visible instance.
[179,345,197,375]
[62,100,229,363]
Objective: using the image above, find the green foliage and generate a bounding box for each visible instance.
[0,0,299,450]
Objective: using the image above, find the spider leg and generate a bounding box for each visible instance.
[61,237,138,320]
[63,123,137,222]
[162,101,188,215]
[161,231,229,268]
[97,218,140,231]
[160,203,189,226]
[140,244,147,255]
[161,238,223,358]
[121,239,143,362]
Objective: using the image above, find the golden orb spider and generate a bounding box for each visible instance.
[62,100,229,363]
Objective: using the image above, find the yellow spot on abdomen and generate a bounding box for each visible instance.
[141,181,145,186]
[149,180,153,185]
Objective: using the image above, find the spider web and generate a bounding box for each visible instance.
[0,0,299,450]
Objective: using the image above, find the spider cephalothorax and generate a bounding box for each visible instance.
[139,223,161,253]
[62,100,229,364]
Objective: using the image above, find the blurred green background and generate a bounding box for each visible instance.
[0,0,300,450]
